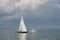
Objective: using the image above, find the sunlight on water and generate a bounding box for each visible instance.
[0,28,60,40]
[19,33,27,40]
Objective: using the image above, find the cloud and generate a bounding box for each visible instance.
[15,0,48,10]
[0,0,60,28]
[0,0,48,13]
[0,11,27,21]
[0,0,16,13]
[55,4,60,8]
[53,0,60,8]
[0,0,58,13]
[0,0,60,21]
[1,14,20,21]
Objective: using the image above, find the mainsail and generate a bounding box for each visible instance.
[18,16,27,33]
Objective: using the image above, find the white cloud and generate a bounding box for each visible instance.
[3,6,15,13]
[0,0,60,21]
[0,0,48,12]
[15,0,48,10]
[0,0,16,13]
[0,0,58,12]
[0,0,11,7]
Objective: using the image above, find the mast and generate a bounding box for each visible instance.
[17,16,27,33]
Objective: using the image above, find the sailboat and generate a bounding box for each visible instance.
[17,16,27,33]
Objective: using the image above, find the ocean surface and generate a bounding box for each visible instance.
[0,28,60,40]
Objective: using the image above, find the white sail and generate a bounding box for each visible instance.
[19,16,27,32]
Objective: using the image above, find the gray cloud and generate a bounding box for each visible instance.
[0,0,59,20]
[0,0,60,28]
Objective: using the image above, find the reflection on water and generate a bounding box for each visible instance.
[0,28,60,40]
[19,33,27,40]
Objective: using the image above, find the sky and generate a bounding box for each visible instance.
[0,0,60,29]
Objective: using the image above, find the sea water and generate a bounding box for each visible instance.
[0,28,60,40]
